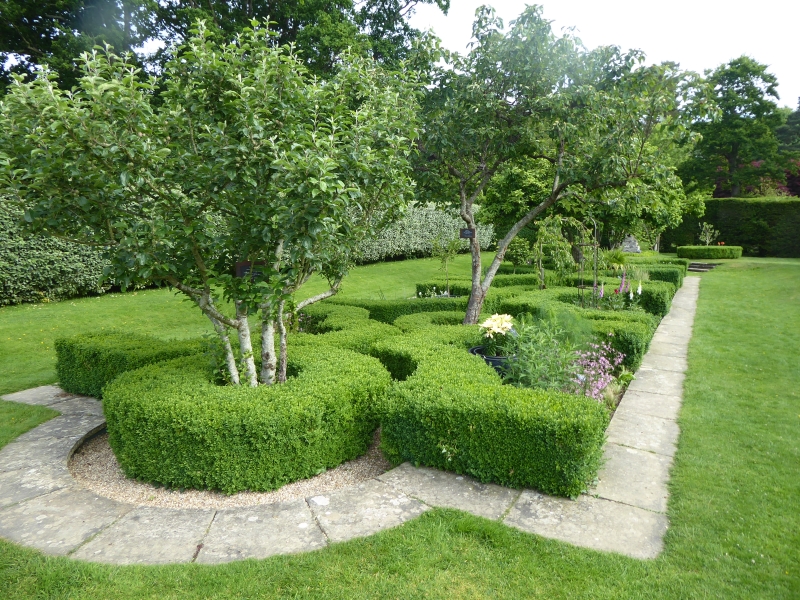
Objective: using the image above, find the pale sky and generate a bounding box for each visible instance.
[408,1,800,109]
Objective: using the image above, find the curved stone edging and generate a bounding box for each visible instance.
[0,277,699,564]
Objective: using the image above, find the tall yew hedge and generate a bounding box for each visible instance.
[662,198,800,257]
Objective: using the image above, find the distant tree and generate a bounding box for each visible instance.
[777,99,800,196]
[0,0,152,91]
[678,56,787,197]
[1,1,448,89]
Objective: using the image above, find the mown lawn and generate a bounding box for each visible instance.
[0,256,798,599]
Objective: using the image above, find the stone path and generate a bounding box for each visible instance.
[0,277,699,564]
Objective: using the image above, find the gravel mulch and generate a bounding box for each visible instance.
[69,430,391,509]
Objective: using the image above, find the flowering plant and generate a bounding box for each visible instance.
[478,313,515,356]
[573,338,625,401]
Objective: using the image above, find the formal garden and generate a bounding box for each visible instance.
[1,1,799,598]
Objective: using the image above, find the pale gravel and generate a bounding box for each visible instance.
[69,430,391,509]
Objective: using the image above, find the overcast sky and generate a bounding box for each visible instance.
[408,1,800,109]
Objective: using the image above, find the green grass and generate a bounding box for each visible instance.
[0,254,478,395]
[0,257,798,598]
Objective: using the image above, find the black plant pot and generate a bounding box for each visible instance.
[469,346,509,375]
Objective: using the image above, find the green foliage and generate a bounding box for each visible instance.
[0,21,419,386]
[55,332,204,398]
[504,237,534,272]
[699,222,720,246]
[662,198,800,257]
[354,205,493,264]
[0,202,110,305]
[677,246,743,259]
[620,265,684,288]
[102,346,390,493]
[678,56,787,197]
[626,254,690,275]
[500,315,581,392]
[329,296,469,324]
[294,303,402,354]
[392,311,468,333]
[373,332,609,497]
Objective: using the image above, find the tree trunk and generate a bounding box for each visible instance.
[235,301,258,387]
[463,233,485,324]
[259,309,277,385]
[207,314,240,385]
[276,300,289,383]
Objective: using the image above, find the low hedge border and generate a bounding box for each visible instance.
[55,332,204,398]
[677,246,743,259]
[626,255,690,275]
[328,296,469,324]
[103,344,391,493]
[372,331,609,497]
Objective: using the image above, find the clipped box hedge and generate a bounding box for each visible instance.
[55,332,204,398]
[103,344,391,493]
[372,331,609,497]
[330,296,470,324]
[676,246,743,259]
[626,255,690,275]
[295,303,402,353]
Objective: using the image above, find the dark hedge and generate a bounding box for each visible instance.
[676,246,743,259]
[662,198,800,257]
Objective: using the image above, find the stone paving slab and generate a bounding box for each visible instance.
[48,397,104,417]
[593,444,673,513]
[0,435,86,473]
[614,390,682,421]
[0,464,74,508]
[14,414,106,443]
[639,353,687,373]
[197,501,326,564]
[73,506,215,564]
[307,479,428,544]
[0,487,132,555]
[503,491,668,559]
[647,340,689,358]
[626,367,686,397]
[2,385,69,406]
[377,463,519,520]
[606,411,680,457]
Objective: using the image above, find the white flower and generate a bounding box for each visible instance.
[629,290,633,300]
[480,313,514,338]
[637,282,642,295]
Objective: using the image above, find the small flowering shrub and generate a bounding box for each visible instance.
[478,313,515,356]
[499,315,630,404]
[573,338,625,400]
[592,270,643,311]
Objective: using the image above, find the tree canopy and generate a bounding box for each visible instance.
[678,56,788,197]
[416,5,702,323]
[0,0,449,90]
[0,21,419,386]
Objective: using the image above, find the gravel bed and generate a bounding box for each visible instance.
[69,430,391,509]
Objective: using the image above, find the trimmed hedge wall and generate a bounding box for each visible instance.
[662,198,800,257]
[55,332,204,398]
[373,331,609,497]
[677,246,743,259]
[103,344,391,493]
[0,202,110,306]
[329,296,469,324]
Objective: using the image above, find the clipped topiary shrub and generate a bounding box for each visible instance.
[55,332,204,398]
[372,331,609,497]
[676,245,743,259]
[329,296,469,324]
[103,343,391,493]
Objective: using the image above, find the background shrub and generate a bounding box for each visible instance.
[354,204,494,263]
[662,198,800,257]
[55,332,204,398]
[676,246,743,259]
[103,344,391,493]
[0,202,110,306]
